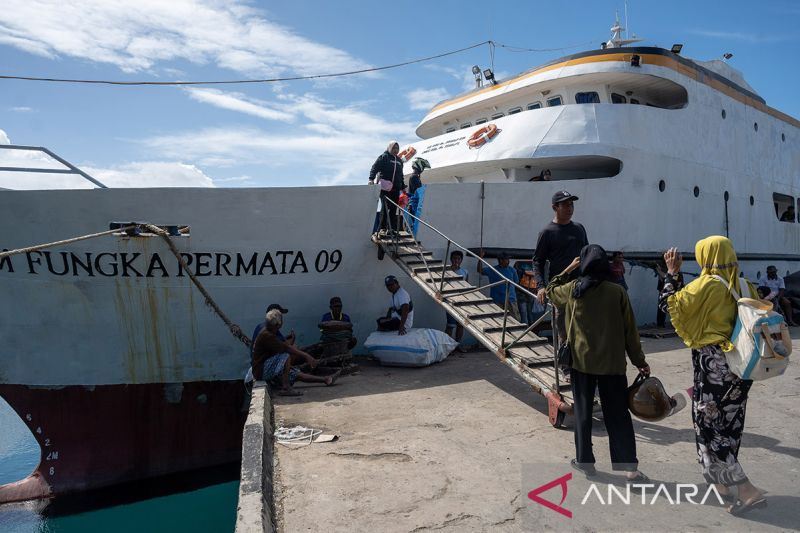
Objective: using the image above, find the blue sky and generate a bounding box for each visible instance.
[0,0,798,189]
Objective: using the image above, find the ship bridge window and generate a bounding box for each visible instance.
[459,122,472,129]
[526,102,542,110]
[608,74,688,109]
[491,112,504,120]
[773,192,795,222]
[611,93,627,104]
[522,155,621,181]
[575,92,600,104]
[630,98,641,105]
[445,127,456,133]
[475,118,488,125]
[508,106,522,115]
[546,96,563,107]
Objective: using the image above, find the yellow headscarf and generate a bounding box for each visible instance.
[667,235,755,351]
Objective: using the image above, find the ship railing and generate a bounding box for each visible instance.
[0,144,107,189]
[377,195,561,385]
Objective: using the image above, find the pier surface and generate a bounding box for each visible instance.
[272,336,799,532]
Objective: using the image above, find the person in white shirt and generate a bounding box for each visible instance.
[377,275,414,335]
[758,265,798,326]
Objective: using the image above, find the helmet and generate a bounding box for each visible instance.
[627,373,686,422]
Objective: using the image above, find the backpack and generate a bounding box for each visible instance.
[520,270,537,289]
[712,275,791,381]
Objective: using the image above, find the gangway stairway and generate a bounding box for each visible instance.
[372,201,574,427]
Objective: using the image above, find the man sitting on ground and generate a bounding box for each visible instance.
[377,275,413,335]
[320,296,357,350]
[252,303,294,345]
[252,309,338,396]
[759,265,798,326]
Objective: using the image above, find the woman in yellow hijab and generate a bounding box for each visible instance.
[660,236,765,515]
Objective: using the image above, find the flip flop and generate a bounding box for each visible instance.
[325,370,342,387]
[277,388,304,397]
[728,496,767,516]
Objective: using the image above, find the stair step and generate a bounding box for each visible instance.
[397,251,433,258]
[441,286,474,295]
[468,310,506,319]
[410,262,445,271]
[449,297,494,307]
[524,359,553,368]
[423,274,464,283]
[483,324,530,334]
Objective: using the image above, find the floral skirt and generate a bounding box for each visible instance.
[692,344,753,486]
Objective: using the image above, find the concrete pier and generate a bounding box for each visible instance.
[236,382,275,533]
[268,335,799,532]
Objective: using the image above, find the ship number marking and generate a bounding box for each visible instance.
[36,426,42,434]
[314,250,342,272]
[26,413,32,421]
[49,467,55,476]
[46,451,59,461]
[44,438,51,447]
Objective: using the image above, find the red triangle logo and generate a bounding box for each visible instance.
[527,473,572,518]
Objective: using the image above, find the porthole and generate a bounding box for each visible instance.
[724,191,730,201]
[693,186,700,198]
[721,109,726,119]
[754,122,758,131]
[782,133,786,142]
[658,179,666,192]
[749,195,754,206]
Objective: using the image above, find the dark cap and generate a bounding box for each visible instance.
[498,251,510,260]
[329,296,342,306]
[266,303,288,314]
[384,275,398,286]
[552,190,579,204]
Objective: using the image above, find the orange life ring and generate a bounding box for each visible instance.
[467,124,499,148]
[398,147,416,162]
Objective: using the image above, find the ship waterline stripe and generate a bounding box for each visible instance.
[429,52,800,130]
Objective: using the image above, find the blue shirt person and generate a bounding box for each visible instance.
[477,252,521,321]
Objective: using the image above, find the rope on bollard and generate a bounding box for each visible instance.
[141,224,252,348]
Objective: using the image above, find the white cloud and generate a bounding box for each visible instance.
[0,1,374,77]
[9,106,34,113]
[83,161,216,188]
[406,87,450,111]
[185,88,295,122]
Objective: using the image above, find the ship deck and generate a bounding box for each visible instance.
[271,336,800,532]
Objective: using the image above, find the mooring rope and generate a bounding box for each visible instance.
[0,225,136,259]
[141,224,252,348]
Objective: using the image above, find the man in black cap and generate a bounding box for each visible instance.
[533,190,589,343]
[377,275,413,335]
[251,303,294,353]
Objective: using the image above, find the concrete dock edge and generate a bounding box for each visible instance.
[235,382,274,533]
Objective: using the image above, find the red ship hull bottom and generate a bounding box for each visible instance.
[0,380,248,504]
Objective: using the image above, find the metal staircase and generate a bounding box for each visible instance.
[372,197,574,427]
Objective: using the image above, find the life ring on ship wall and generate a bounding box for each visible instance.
[398,147,416,162]
[467,123,499,148]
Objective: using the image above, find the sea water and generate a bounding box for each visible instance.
[0,398,238,532]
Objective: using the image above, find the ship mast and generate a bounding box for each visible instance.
[605,12,642,48]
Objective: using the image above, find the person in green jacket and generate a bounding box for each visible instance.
[547,244,650,480]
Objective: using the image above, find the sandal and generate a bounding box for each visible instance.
[570,458,597,477]
[728,496,767,516]
[325,370,342,387]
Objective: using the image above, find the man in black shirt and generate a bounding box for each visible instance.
[533,190,589,343]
